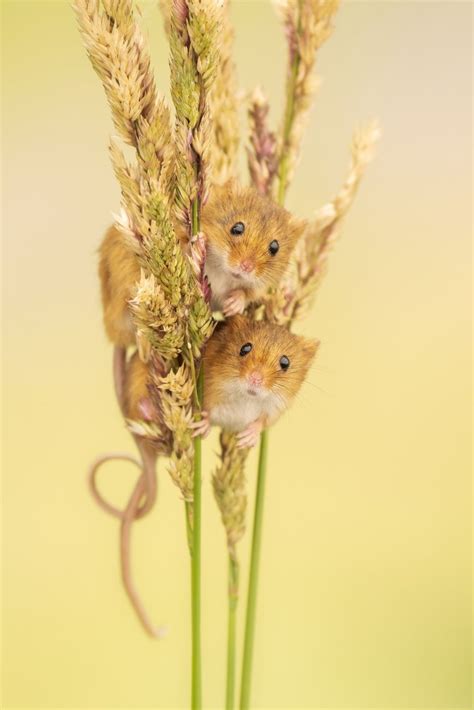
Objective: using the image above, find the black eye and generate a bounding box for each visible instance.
[269,239,279,256]
[231,222,245,236]
[279,355,290,370]
[240,342,253,356]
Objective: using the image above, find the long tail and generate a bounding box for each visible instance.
[87,346,162,638]
[120,453,166,638]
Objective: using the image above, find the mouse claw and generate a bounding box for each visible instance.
[190,411,211,438]
[223,289,246,318]
[236,419,264,449]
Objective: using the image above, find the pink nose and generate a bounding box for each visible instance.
[240,259,254,274]
[248,371,263,388]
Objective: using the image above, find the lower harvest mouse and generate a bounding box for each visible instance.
[192,316,319,447]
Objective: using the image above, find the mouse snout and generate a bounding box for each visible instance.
[239,258,255,274]
[247,370,263,390]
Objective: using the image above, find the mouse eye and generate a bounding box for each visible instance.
[231,222,245,236]
[240,342,253,357]
[279,355,290,370]
[269,239,279,256]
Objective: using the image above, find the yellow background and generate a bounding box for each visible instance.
[2,1,471,708]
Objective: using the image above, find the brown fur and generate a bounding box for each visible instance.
[123,352,150,420]
[98,225,141,347]
[203,315,319,426]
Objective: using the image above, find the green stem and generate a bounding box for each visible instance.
[239,35,298,710]
[278,52,300,206]
[190,192,203,709]
[240,9,304,704]
[185,501,193,555]
[192,196,200,236]
[191,433,202,708]
[191,365,204,709]
[239,429,269,709]
[226,554,239,709]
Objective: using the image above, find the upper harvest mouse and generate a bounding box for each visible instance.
[98,181,304,348]
[202,180,304,316]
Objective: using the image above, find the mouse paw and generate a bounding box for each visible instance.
[138,397,157,422]
[236,418,264,449]
[223,289,246,317]
[190,410,211,438]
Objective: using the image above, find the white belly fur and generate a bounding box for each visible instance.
[209,387,283,433]
[205,246,241,310]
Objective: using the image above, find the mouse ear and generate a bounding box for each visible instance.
[204,178,240,210]
[299,336,320,367]
[211,177,239,198]
[288,215,307,244]
[221,176,239,191]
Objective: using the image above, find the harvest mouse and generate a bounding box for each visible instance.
[191,315,319,447]
[201,180,305,316]
[98,181,304,347]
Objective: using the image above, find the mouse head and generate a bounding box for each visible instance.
[206,315,319,408]
[201,181,305,289]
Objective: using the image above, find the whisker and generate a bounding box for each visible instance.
[310,363,335,375]
[302,380,333,397]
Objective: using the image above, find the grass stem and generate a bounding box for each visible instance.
[191,424,202,708]
[226,555,239,709]
[191,196,203,709]
[239,428,269,709]
[240,20,301,703]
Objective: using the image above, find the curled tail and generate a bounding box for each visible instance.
[88,347,163,638]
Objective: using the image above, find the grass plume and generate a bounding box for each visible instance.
[266,120,381,326]
[276,0,340,201]
[75,1,222,688]
[246,86,279,197]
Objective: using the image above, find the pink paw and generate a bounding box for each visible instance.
[236,419,264,449]
[190,411,211,438]
[223,289,246,317]
[138,397,157,421]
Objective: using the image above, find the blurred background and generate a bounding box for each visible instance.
[2,1,471,708]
